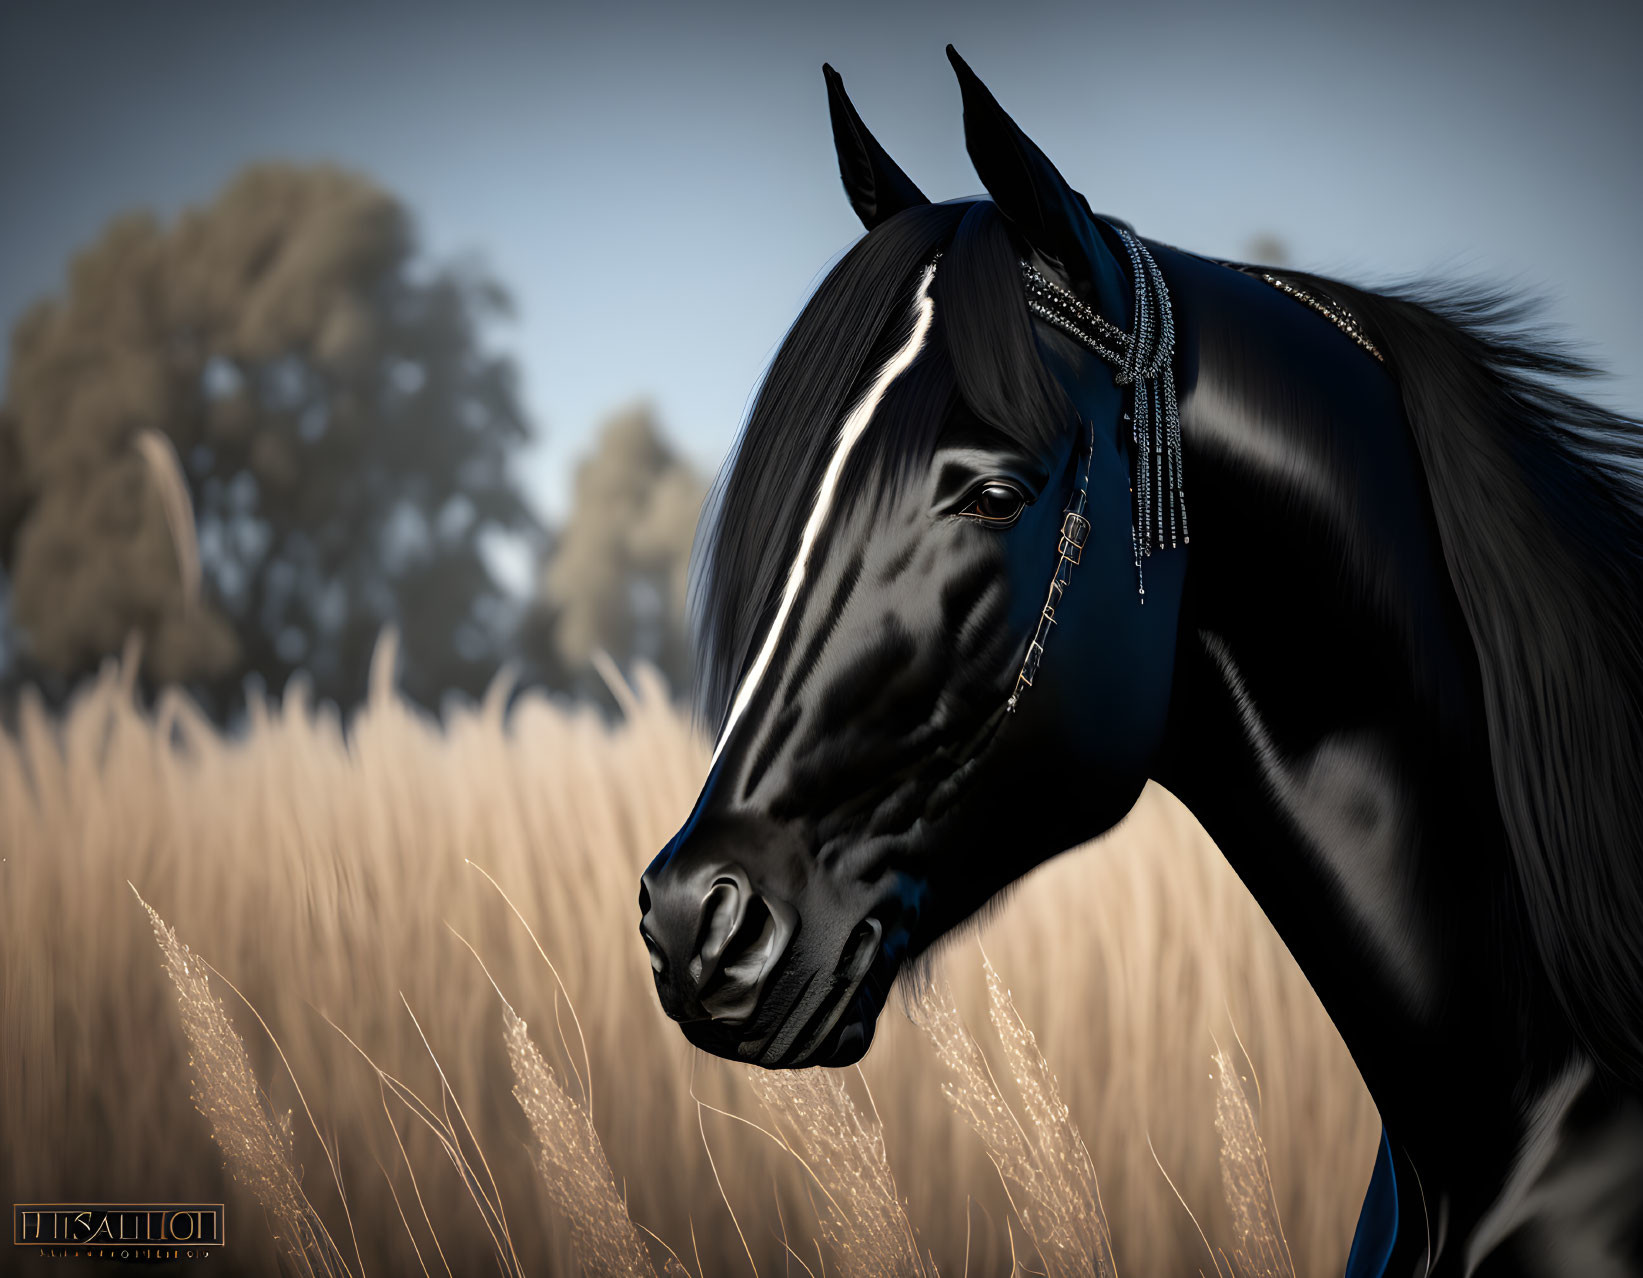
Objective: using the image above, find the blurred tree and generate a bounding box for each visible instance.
[0,164,540,714]
[1243,232,1291,267]
[529,402,704,696]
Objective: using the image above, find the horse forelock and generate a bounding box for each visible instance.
[690,200,1072,747]
[709,261,938,765]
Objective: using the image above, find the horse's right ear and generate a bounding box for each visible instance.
[824,63,929,230]
[947,46,1128,329]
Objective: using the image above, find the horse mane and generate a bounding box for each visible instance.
[690,200,1071,738]
[1274,268,1643,1087]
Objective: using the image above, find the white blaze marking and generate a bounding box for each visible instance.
[711,261,938,766]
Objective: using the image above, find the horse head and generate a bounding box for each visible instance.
[639,51,1186,1067]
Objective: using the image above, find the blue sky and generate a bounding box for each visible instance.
[3,0,1639,588]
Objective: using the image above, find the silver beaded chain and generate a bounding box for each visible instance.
[1019,229,1187,604]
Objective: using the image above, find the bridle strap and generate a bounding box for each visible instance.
[1005,419,1095,713]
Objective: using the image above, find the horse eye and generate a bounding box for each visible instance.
[966,482,1026,526]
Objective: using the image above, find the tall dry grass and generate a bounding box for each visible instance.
[0,640,1379,1275]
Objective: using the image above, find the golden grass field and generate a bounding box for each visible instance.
[0,640,1381,1276]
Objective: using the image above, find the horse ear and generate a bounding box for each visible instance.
[824,63,930,230]
[946,45,1128,327]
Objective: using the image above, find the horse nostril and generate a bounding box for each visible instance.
[692,875,748,984]
[640,862,796,1025]
[697,890,796,1024]
[713,899,776,990]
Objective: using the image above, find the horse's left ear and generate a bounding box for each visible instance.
[947,45,1128,328]
[824,63,930,230]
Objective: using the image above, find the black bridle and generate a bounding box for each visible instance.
[996,248,1380,714]
[1002,233,1181,714]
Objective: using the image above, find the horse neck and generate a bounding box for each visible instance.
[1145,253,1577,1219]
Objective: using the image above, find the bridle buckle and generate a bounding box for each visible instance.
[1058,511,1091,565]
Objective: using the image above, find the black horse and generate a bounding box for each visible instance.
[638,49,1643,1276]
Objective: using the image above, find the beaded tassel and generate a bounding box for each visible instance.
[1019,232,1187,602]
[1113,226,1187,567]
